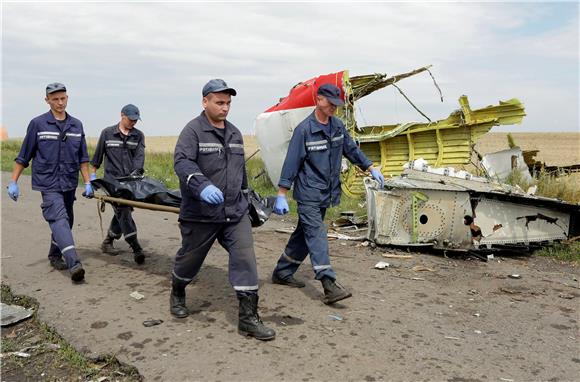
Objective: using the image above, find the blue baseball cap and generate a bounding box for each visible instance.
[121,104,141,121]
[317,83,344,106]
[202,79,237,97]
[46,82,67,95]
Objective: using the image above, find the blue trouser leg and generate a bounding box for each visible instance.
[274,203,336,280]
[298,204,335,280]
[172,215,259,295]
[273,219,309,279]
[217,215,259,295]
[48,191,75,260]
[41,191,81,270]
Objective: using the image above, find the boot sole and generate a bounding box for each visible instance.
[170,311,189,319]
[238,329,276,341]
[71,268,85,283]
[134,253,145,264]
[271,276,305,288]
[101,249,120,256]
[322,291,352,305]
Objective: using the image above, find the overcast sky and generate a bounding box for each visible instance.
[2,1,578,138]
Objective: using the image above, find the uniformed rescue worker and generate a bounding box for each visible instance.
[170,79,275,341]
[90,104,146,264]
[6,82,94,282]
[271,83,385,304]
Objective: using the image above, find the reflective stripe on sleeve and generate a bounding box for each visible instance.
[124,231,137,239]
[186,173,204,184]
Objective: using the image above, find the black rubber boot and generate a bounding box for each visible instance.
[127,237,145,264]
[70,263,85,283]
[272,272,305,288]
[238,294,276,341]
[321,277,352,305]
[170,276,189,318]
[100,235,119,255]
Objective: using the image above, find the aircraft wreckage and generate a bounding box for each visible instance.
[364,167,580,254]
[255,66,526,197]
[254,67,579,253]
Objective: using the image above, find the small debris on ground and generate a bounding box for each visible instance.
[382,253,413,259]
[142,319,163,327]
[1,303,34,326]
[508,274,522,279]
[412,265,435,272]
[558,293,575,299]
[129,291,144,300]
[328,314,343,321]
[374,261,390,269]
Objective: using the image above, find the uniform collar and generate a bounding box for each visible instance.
[199,111,230,133]
[115,123,138,137]
[308,111,331,134]
[45,111,72,125]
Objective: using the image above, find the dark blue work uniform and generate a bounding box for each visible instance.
[273,112,372,280]
[15,111,90,270]
[172,111,257,294]
[90,124,145,241]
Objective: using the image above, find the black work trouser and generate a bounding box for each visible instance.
[172,214,258,293]
[108,205,137,242]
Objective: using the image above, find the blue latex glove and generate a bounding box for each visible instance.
[273,195,289,215]
[82,183,94,198]
[89,173,97,181]
[7,181,19,202]
[370,167,385,188]
[200,184,224,204]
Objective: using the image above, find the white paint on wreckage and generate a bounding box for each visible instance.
[364,169,577,250]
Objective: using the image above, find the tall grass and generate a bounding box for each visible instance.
[504,168,580,204]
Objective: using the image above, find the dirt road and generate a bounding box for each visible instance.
[2,173,579,381]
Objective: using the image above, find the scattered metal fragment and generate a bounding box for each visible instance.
[508,274,522,279]
[374,261,390,269]
[142,319,163,327]
[558,293,574,299]
[129,291,144,300]
[444,336,461,340]
[1,303,34,326]
[328,314,343,321]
